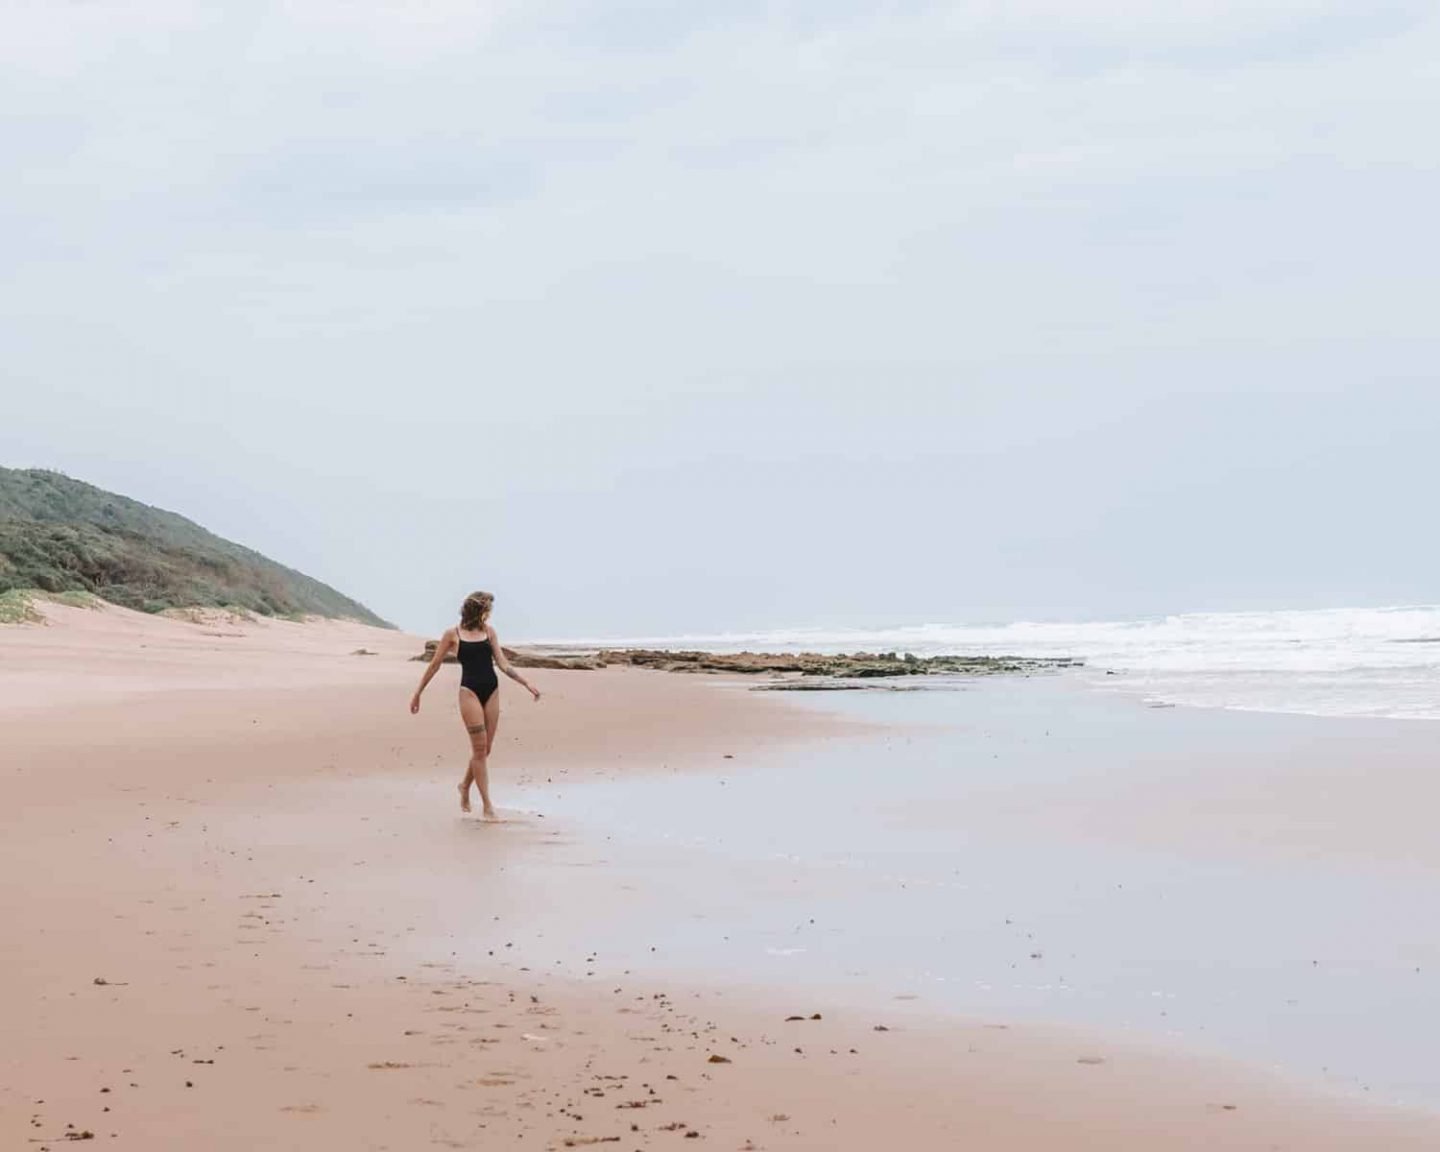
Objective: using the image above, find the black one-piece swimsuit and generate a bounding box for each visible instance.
[457,635,499,705]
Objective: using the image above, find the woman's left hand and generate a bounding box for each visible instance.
[529,685,542,702]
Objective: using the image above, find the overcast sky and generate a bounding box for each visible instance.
[3,2,1438,637]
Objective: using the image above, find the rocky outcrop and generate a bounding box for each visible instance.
[410,641,1077,681]
[411,641,454,664]
[593,649,1079,678]
[504,648,606,670]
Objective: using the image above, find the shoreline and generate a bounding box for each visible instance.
[5,601,1438,1149]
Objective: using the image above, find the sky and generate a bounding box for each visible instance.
[3,1,1438,638]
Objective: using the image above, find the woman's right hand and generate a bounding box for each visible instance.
[409,692,421,715]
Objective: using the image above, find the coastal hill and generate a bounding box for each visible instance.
[0,466,390,626]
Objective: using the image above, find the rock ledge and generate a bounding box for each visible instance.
[412,642,1079,682]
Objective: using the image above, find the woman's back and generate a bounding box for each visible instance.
[456,630,492,666]
[456,630,498,702]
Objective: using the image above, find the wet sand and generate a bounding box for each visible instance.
[3,601,1437,1150]
[505,679,1440,1107]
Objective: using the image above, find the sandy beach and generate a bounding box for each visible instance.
[4,602,1438,1150]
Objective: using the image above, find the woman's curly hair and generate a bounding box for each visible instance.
[459,591,494,632]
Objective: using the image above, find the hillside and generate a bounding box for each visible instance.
[0,467,390,626]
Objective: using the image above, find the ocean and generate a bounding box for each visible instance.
[542,605,1440,721]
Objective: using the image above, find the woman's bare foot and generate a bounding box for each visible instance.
[458,781,472,813]
[481,805,498,821]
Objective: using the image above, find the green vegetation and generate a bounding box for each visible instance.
[49,589,101,608]
[0,467,390,626]
[0,587,101,624]
[0,588,41,624]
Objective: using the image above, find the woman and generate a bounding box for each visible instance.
[410,591,541,818]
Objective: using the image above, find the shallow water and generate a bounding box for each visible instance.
[451,676,1440,1109]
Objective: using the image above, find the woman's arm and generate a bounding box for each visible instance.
[489,627,541,701]
[410,629,457,713]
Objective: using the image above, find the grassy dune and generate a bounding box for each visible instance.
[0,467,389,626]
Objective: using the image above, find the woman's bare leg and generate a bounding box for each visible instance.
[483,692,500,757]
[457,689,493,817]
